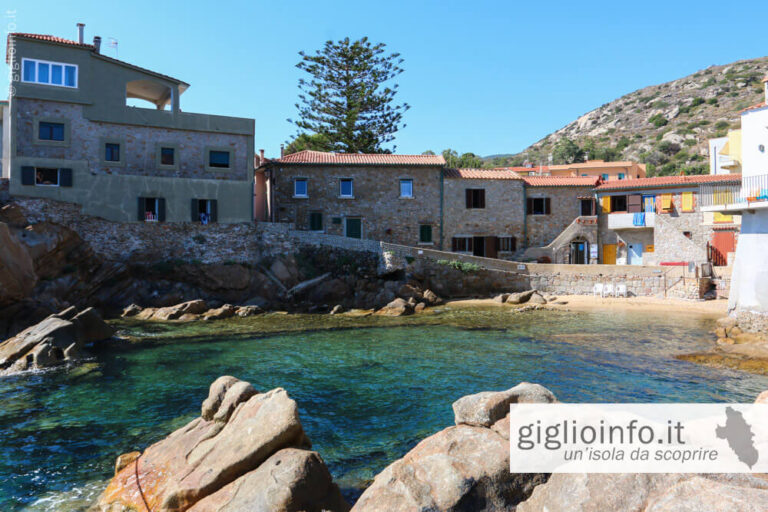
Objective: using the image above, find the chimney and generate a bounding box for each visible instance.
[259,149,265,165]
[93,36,101,54]
[280,144,285,157]
[77,23,85,44]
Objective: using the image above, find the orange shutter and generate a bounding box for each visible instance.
[601,196,611,213]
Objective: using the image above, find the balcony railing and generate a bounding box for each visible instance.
[607,212,655,229]
[700,173,768,211]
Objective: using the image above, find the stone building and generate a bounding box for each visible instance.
[442,168,524,258]
[595,175,742,266]
[4,28,255,223]
[264,150,445,247]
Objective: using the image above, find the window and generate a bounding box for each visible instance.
[498,236,517,252]
[38,122,65,141]
[618,173,626,180]
[419,224,433,244]
[138,197,165,222]
[526,197,551,215]
[340,179,354,198]
[105,143,120,162]
[21,58,77,88]
[400,179,413,198]
[160,147,175,166]
[627,194,642,213]
[580,199,594,216]
[208,150,230,168]
[191,199,217,223]
[681,191,694,212]
[452,237,473,253]
[294,178,308,198]
[35,168,60,186]
[465,188,485,208]
[683,231,692,240]
[309,212,323,231]
[610,195,627,212]
[21,167,72,187]
[602,174,609,180]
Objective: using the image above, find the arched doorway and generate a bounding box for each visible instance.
[570,239,589,265]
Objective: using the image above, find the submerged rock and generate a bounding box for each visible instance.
[95,376,348,512]
[376,297,414,317]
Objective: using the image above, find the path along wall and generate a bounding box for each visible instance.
[5,199,725,301]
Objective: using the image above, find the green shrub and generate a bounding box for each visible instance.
[648,114,668,127]
[437,259,481,273]
[690,97,705,107]
[715,120,730,130]
[707,98,718,105]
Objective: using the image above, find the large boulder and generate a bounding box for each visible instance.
[71,307,115,343]
[422,289,443,306]
[0,222,37,307]
[0,315,77,372]
[188,448,350,512]
[453,382,557,427]
[136,300,209,321]
[96,377,348,512]
[375,297,414,317]
[505,289,537,304]
[202,304,236,321]
[516,473,768,512]
[352,383,555,511]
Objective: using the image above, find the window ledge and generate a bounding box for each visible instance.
[293,195,309,199]
[339,196,355,199]
[400,196,414,200]
[418,242,434,246]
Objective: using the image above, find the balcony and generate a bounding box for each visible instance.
[607,212,655,230]
[700,173,768,213]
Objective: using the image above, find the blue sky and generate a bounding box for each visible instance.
[4,1,767,157]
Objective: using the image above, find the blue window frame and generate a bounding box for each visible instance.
[21,58,78,88]
[105,143,120,162]
[400,179,413,198]
[294,178,308,197]
[618,173,626,180]
[38,122,65,141]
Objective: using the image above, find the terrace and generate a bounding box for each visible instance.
[700,173,768,212]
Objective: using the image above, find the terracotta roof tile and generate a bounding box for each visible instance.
[596,174,741,191]
[445,168,521,180]
[276,150,445,166]
[740,101,767,114]
[7,33,93,63]
[523,176,601,187]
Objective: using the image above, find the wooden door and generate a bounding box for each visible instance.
[485,236,498,259]
[602,244,617,265]
[345,218,362,239]
[710,231,735,266]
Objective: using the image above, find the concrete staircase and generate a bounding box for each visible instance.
[522,216,597,263]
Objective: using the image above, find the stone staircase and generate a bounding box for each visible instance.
[522,216,597,263]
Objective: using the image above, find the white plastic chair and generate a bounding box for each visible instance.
[615,283,627,298]
[602,283,614,298]
[593,283,603,296]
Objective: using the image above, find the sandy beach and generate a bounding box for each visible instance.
[446,295,729,319]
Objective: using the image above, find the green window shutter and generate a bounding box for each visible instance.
[137,197,146,221]
[309,212,322,231]
[59,168,73,187]
[21,166,35,186]
[419,225,432,243]
[191,199,199,222]
[209,200,218,223]
[158,198,166,222]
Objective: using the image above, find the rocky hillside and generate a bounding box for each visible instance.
[491,57,768,175]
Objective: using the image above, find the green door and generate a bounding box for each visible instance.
[345,218,362,239]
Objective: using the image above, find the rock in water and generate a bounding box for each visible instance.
[375,297,414,317]
[95,377,348,512]
[505,289,537,304]
[352,382,555,511]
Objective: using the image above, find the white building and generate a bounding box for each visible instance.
[701,76,768,331]
[709,136,731,175]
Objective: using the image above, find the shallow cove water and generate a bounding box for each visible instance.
[2,306,768,511]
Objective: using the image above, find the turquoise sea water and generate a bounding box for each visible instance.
[2,307,767,511]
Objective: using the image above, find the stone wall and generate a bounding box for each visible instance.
[271,164,443,247]
[442,177,525,256]
[525,186,594,247]
[15,99,251,181]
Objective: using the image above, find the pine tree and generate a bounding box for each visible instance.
[289,37,409,153]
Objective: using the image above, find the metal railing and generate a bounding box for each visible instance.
[699,173,768,208]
